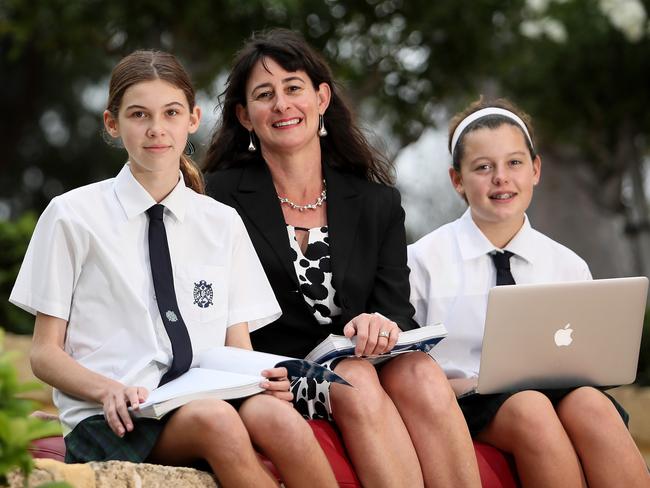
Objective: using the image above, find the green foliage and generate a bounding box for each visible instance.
[0,0,526,216]
[0,213,37,335]
[497,0,650,213]
[3,0,649,216]
[4,0,648,216]
[636,308,650,386]
[0,329,62,484]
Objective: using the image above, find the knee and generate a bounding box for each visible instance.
[499,391,564,447]
[382,354,453,400]
[331,359,386,419]
[181,399,248,453]
[381,353,456,414]
[557,387,619,430]
[240,395,311,445]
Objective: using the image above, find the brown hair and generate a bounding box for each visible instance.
[203,29,394,185]
[448,96,536,172]
[106,50,204,193]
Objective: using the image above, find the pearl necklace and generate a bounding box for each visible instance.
[277,179,327,212]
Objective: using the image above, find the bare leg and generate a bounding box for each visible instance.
[147,398,278,488]
[380,352,481,487]
[557,387,650,488]
[331,358,424,487]
[238,394,337,488]
[476,390,587,488]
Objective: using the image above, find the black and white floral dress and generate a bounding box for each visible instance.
[287,225,341,420]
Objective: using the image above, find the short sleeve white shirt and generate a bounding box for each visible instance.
[408,208,592,379]
[10,164,281,434]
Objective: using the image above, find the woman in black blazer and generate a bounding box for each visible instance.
[204,29,480,488]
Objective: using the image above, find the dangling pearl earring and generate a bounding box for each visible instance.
[248,131,257,152]
[318,114,328,137]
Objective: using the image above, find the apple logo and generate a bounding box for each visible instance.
[554,323,574,347]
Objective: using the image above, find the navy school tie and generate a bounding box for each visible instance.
[147,204,193,386]
[490,250,516,286]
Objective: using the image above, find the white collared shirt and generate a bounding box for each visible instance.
[10,164,281,434]
[408,208,591,379]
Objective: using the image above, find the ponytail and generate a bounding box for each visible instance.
[180,155,205,194]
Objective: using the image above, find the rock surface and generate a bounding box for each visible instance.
[8,459,219,487]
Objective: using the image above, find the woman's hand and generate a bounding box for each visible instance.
[343,312,401,357]
[260,366,293,402]
[101,383,149,437]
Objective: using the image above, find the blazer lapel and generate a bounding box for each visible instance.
[324,163,362,294]
[233,163,299,288]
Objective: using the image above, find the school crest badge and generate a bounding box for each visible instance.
[193,280,214,308]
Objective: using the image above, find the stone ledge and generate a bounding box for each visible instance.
[8,459,218,488]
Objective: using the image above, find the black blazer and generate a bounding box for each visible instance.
[205,160,418,358]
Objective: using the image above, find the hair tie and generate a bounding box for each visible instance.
[451,107,534,158]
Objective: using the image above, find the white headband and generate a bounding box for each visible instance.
[450,107,534,158]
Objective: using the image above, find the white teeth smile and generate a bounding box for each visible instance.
[273,118,300,127]
[491,193,514,200]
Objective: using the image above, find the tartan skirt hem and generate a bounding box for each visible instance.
[64,414,168,464]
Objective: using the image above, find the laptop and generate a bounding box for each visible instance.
[458,276,648,397]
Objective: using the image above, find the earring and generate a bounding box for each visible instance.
[184,140,195,156]
[248,131,257,152]
[318,114,328,137]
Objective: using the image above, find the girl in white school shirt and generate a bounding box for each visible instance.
[408,97,649,487]
[10,50,337,488]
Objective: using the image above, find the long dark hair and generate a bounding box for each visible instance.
[203,29,393,185]
[107,50,204,193]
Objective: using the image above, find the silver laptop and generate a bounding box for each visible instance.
[473,276,648,395]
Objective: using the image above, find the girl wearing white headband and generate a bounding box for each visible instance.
[408,97,649,486]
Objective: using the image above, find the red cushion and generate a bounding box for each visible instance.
[474,441,520,488]
[29,435,66,462]
[30,422,519,487]
[303,419,361,487]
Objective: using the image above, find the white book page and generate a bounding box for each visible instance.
[197,346,295,377]
[395,323,447,344]
[140,368,259,408]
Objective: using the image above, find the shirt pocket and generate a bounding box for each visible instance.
[175,264,226,325]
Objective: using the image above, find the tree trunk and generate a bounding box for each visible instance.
[625,154,650,278]
[528,146,637,279]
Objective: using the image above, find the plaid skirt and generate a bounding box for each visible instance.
[64,397,251,464]
[458,388,629,437]
[65,414,169,464]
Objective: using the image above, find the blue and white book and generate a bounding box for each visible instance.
[136,347,350,419]
[304,323,447,364]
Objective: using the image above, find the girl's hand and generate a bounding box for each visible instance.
[343,312,401,357]
[101,383,149,437]
[260,367,293,402]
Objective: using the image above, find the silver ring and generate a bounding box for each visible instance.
[378,330,390,339]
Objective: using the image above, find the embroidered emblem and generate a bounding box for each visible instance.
[166,310,178,322]
[193,280,214,308]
